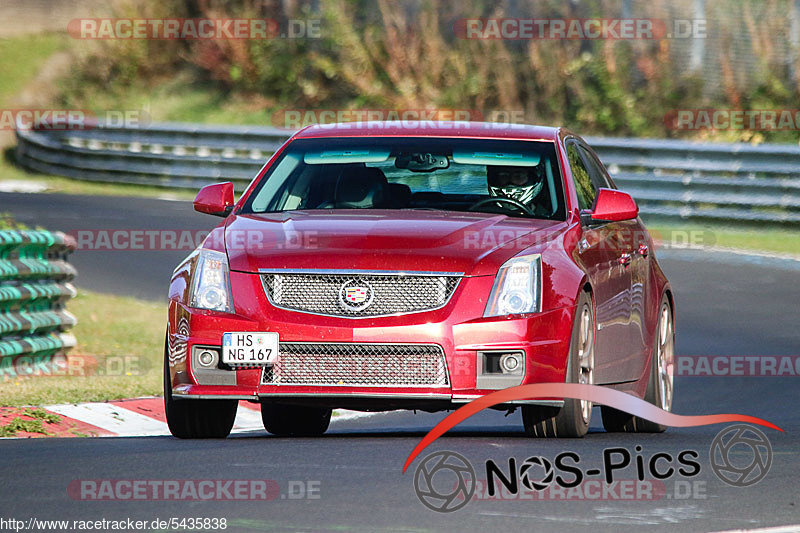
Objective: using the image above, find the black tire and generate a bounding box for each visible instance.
[601,295,674,433]
[261,403,331,436]
[163,341,237,439]
[522,291,594,438]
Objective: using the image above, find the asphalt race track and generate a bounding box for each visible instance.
[2,193,799,532]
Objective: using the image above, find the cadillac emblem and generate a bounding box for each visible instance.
[338,279,374,312]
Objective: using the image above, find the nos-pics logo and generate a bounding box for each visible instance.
[412,424,773,513]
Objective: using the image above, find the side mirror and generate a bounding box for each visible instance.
[194,182,234,217]
[580,188,638,225]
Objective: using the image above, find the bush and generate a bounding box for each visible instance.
[59,0,800,141]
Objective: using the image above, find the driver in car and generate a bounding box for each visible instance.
[487,164,548,216]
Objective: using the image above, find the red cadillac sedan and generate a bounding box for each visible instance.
[164,121,675,439]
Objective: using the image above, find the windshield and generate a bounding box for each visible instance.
[242,137,566,220]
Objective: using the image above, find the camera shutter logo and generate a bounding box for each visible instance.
[413,451,476,512]
[519,456,554,491]
[710,424,773,487]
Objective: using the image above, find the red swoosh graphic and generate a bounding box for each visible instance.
[402,383,783,473]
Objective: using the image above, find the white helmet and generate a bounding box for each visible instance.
[487,165,544,206]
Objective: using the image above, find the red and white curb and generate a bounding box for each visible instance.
[1,398,376,438]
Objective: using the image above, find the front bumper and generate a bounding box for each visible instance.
[167,271,575,408]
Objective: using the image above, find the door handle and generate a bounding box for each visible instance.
[637,243,649,258]
[619,252,632,267]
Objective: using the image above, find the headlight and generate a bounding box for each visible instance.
[189,249,233,313]
[484,254,541,317]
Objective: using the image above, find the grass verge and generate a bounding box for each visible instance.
[0,408,63,437]
[648,221,800,257]
[0,33,197,200]
[0,290,165,406]
[0,34,64,105]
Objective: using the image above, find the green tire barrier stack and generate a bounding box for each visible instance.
[0,229,77,379]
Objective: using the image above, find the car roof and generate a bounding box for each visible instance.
[292,121,562,141]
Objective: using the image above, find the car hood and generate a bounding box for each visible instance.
[225,210,567,277]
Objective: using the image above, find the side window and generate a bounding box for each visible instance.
[566,142,596,210]
[578,144,615,190]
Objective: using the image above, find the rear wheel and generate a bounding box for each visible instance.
[601,295,674,433]
[163,341,237,439]
[522,291,594,438]
[261,403,331,436]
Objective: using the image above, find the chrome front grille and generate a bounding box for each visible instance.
[261,271,461,318]
[261,343,449,387]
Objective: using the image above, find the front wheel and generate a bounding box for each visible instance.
[163,341,237,439]
[261,403,331,436]
[601,295,674,433]
[522,291,595,438]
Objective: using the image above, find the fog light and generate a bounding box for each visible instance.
[500,353,521,374]
[198,349,218,368]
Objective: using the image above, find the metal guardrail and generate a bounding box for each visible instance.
[0,230,77,378]
[15,124,800,225]
[584,136,800,225]
[15,124,287,190]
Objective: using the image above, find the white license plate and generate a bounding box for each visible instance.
[222,332,278,365]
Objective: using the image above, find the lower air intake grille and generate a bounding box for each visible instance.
[261,343,449,387]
